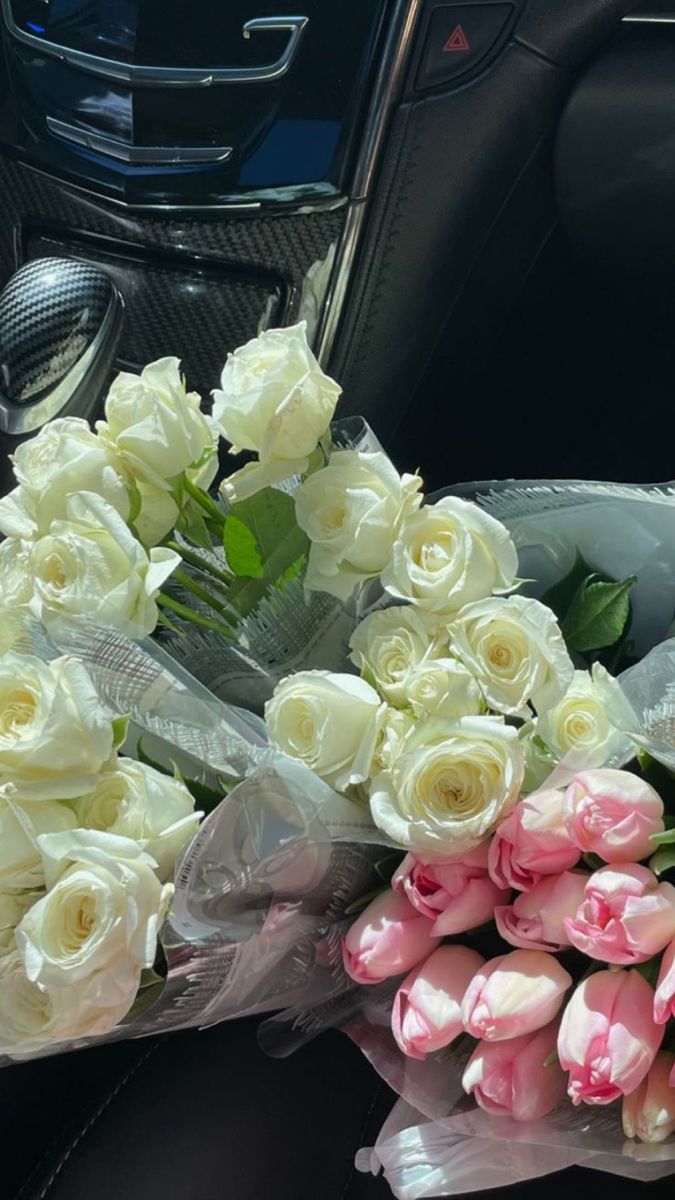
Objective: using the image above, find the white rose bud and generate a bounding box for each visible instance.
[0,654,114,800]
[29,491,179,638]
[382,495,518,617]
[213,323,341,468]
[370,715,524,856]
[97,357,216,491]
[0,418,130,540]
[0,795,76,888]
[265,670,386,792]
[349,606,435,705]
[371,707,415,775]
[0,951,138,1056]
[295,451,422,601]
[76,759,199,881]
[403,657,483,720]
[0,891,40,957]
[450,595,574,717]
[535,664,634,769]
[17,829,173,988]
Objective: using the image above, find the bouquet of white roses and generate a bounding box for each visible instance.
[3,323,675,1200]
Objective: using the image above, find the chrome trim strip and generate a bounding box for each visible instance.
[623,13,675,21]
[1,9,308,88]
[46,119,233,165]
[315,0,423,364]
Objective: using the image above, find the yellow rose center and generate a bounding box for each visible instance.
[40,553,69,590]
[0,688,37,741]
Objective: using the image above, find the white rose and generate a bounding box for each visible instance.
[370,715,524,855]
[0,891,40,956]
[0,794,76,888]
[265,670,386,792]
[17,829,172,988]
[29,492,179,638]
[0,418,130,540]
[349,606,435,704]
[0,654,114,800]
[450,595,574,717]
[132,481,181,547]
[382,495,518,617]
[0,538,32,608]
[371,707,415,775]
[76,759,199,880]
[535,664,635,770]
[212,322,341,467]
[295,451,423,601]
[403,657,483,719]
[0,951,138,1056]
[97,358,216,491]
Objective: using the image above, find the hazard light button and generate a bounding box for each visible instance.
[417,4,514,92]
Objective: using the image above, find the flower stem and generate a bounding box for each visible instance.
[157,593,236,640]
[166,541,233,585]
[172,569,238,626]
[184,477,225,524]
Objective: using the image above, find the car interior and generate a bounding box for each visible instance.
[0,0,673,1196]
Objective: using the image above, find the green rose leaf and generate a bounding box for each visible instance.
[542,550,594,622]
[223,515,264,578]
[223,487,309,616]
[561,575,637,653]
[650,844,675,877]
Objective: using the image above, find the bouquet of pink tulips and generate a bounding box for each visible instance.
[3,322,675,1198]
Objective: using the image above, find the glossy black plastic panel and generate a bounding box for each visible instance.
[0,0,387,207]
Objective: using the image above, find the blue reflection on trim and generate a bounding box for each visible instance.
[240,120,341,187]
[25,21,45,34]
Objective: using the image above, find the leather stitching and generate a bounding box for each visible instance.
[15,1042,161,1200]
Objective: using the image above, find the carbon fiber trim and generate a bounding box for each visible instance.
[0,158,345,393]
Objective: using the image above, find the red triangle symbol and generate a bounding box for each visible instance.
[443,24,470,52]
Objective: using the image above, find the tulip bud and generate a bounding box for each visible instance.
[393,844,509,937]
[564,768,664,864]
[654,937,675,1024]
[461,949,571,1042]
[463,1019,567,1121]
[392,945,484,1060]
[623,1051,675,1143]
[564,864,675,966]
[558,969,663,1106]
[495,871,588,952]
[488,789,580,892]
[342,889,440,986]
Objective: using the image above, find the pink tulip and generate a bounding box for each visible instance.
[392,945,485,1060]
[342,889,440,986]
[488,789,580,892]
[558,969,663,1106]
[463,1019,567,1121]
[564,864,675,965]
[564,769,664,864]
[623,1051,675,1143]
[495,871,588,952]
[653,937,675,1024]
[461,948,571,1042]
[393,845,510,936]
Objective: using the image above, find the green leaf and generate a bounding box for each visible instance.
[225,488,298,566]
[223,515,264,578]
[123,969,166,1022]
[111,714,130,750]
[651,827,675,846]
[650,845,675,876]
[542,551,594,622]
[561,575,637,653]
[181,776,227,815]
[223,487,309,617]
[279,553,307,588]
[176,506,213,552]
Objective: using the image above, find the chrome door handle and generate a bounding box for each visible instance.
[1,7,308,88]
[46,119,233,164]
